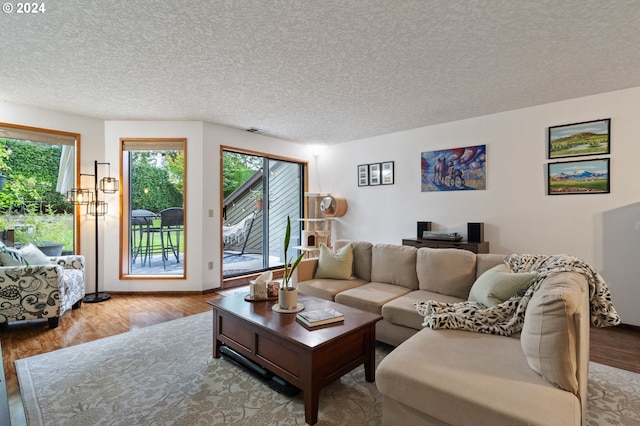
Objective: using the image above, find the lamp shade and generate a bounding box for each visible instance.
[88,200,108,216]
[100,176,119,193]
[66,188,93,205]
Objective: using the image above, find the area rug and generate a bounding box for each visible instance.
[15,313,640,425]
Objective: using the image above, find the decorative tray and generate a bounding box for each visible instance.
[244,294,278,302]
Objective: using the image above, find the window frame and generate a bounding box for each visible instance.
[119,138,187,280]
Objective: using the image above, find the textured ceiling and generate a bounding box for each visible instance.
[2,1,640,144]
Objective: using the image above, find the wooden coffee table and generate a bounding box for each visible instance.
[207,293,381,425]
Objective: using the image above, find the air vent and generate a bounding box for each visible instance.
[246,127,269,134]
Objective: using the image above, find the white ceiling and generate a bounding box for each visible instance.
[2,1,640,145]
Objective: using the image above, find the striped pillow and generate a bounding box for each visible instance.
[0,246,28,266]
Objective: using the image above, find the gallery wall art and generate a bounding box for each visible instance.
[421,144,486,192]
[546,118,611,195]
[548,158,610,195]
[548,118,610,159]
[358,161,394,186]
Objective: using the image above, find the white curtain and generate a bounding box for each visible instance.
[56,145,74,195]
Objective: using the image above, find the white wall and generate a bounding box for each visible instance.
[5,86,638,324]
[105,120,311,292]
[314,86,640,326]
[1,103,312,295]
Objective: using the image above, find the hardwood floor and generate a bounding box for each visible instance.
[590,324,640,374]
[1,292,639,424]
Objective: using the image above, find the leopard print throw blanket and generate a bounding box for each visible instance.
[414,254,621,336]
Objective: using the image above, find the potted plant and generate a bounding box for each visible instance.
[278,216,305,310]
[251,190,263,211]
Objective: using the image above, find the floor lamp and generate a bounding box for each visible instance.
[67,160,119,304]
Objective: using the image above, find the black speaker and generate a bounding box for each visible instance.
[467,222,484,243]
[417,221,432,239]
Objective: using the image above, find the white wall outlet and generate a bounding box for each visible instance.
[208,261,214,270]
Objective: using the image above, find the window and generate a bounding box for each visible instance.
[222,148,305,281]
[0,123,78,254]
[121,139,186,278]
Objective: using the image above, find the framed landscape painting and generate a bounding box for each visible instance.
[548,119,610,159]
[548,158,610,195]
[420,144,486,192]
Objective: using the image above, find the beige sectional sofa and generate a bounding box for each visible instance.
[296,240,591,426]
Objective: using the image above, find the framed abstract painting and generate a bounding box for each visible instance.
[420,145,486,192]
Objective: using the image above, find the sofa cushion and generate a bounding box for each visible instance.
[335,282,411,315]
[416,248,477,298]
[335,240,372,282]
[476,253,507,277]
[19,243,52,265]
[376,327,581,426]
[521,272,583,394]
[296,277,366,301]
[370,244,418,289]
[314,243,353,280]
[0,246,28,266]
[382,290,465,330]
[468,264,537,307]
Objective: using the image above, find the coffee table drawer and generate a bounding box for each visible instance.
[219,314,254,353]
[257,334,301,378]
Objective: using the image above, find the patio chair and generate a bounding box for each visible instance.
[142,207,184,269]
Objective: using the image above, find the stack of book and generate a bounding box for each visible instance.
[296,308,344,328]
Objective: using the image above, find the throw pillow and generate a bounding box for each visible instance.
[314,243,353,280]
[520,272,582,394]
[19,243,52,265]
[0,246,28,266]
[468,264,537,307]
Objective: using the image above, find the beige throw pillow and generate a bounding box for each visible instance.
[314,243,353,280]
[468,264,537,307]
[520,273,582,394]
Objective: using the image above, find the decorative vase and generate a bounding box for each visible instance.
[278,288,298,310]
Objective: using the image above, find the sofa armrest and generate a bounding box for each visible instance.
[0,265,65,322]
[297,258,318,282]
[50,255,85,271]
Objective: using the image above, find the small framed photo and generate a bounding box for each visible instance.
[381,161,394,185]
[548,158,610,195]
[369,163,381,185]
[548,118,610,159]
[358,164,369,186]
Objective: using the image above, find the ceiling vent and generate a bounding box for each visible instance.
[246,127,268,135]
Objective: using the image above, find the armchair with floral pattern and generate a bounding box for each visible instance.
[0,255,86,328]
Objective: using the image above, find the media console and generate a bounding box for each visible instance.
[402,238,489,253]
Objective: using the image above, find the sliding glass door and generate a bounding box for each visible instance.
[222,149,304,278]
